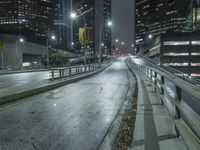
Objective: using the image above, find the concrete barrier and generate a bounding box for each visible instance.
[127,57,200,150]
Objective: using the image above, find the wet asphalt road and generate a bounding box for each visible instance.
[0,58,133,150]
[0,71,49,90]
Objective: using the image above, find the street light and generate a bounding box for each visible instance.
[70,12,77,49]
[51,35,56,40]
[19,38,24,43]
[115,39,119,43]
[16,38,24,69]
[148,34,153,39]
[121,42,125,45]
[107,21,113,27]
[100,21,112,59]
[47,35,56,69]
[70,12,77,19]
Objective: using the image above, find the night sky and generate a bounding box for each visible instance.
[112,0,135,51]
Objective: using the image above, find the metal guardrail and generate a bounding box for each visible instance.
[49,64,100,80]
[127,58,200,146]
[49,60,112,81]
[140,56,200,87]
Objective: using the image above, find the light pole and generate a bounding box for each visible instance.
[47,35,56,69]
[16,38,24,69]
[70,12,77,49]
[115,39,119,43]
[99,21,113,64]
[148,34,153,39]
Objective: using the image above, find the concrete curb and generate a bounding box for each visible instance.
[0,69,49,75]
[99,61,137,150]
[0,61,114,105]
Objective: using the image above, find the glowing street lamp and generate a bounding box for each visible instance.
[51,35,56,40]
[70,12,77,19]
[148,34,153,39]
[19,38,24,43]
[107,21,113,27]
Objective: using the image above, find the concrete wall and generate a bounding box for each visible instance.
[0,34,47,69]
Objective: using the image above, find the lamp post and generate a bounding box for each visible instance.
[148,34,153,39]
[99,21,113,64]
[16,38,24,69]
[70,12,77,49]
[47,35,56,69]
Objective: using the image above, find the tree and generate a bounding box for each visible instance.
[42,50,69,68]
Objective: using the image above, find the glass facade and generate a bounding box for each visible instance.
[184,0,200,31]
[0,0,55,44]
[135,0,191,49]
[73,0,112,55]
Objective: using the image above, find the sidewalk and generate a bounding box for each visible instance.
[0,69,48,75]
[0,62,113,105]
[129,71,188,150]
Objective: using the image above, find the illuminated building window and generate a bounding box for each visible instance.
[163,41,190,46]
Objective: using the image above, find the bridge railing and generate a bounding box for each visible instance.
[127,57,200,149]
[140,55,200,87]
[49,60,112,81]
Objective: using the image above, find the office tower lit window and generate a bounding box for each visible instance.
[0,0,55,44]
[135,0,190,50]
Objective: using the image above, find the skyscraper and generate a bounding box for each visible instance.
[184,0,200,31]
[103,0,112,55]
[0,0,55,44]
[135,0,191,50]
[73,0,112,56]
[54,0,72,49]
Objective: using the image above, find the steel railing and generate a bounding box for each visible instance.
[139,55,200,87]
[49,60,112,81]
[127,57,200,145]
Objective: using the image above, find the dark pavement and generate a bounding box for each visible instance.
[0,71,49,91]
[0,57,134,150]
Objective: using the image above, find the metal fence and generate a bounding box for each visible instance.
[127,58,200,147]
[140,56,200,87]
[49,60,112,81]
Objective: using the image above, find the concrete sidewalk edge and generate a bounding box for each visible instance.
[126,60,189,150]
[0,69,49,75]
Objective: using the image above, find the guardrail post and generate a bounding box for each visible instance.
[69,68,71,77]
[154,72,157,92]
[78,67,80,75]
[59,69,62,79]
[161,76,165,95]
[76,67,78,75]
[175,86,182,119]
[51,70,54,81]
[150,69,153,81]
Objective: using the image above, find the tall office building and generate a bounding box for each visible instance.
[135,0,191,50]
[73,0,112,56]
[54,0,72,49]
[184,0,200,31]
[0,0,55,44]
[103,0,112,55]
